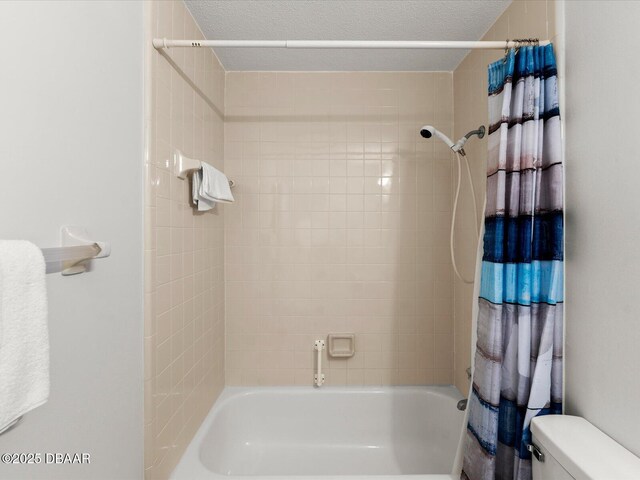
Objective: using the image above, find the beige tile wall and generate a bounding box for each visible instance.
[224,72,455,386]
[452,0,558,394]
[145,2,226,478]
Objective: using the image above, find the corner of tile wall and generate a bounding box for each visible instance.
[145,1,226,478]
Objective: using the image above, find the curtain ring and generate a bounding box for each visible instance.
[502,39,509,64]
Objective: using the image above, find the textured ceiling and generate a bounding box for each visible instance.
[184,0,511,71]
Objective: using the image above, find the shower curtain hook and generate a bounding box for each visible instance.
[514,38,527,55]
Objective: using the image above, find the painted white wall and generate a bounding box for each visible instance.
[564,0,640,458]
[0,1,144,478]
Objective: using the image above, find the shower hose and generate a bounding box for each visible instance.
[451,152,480,284]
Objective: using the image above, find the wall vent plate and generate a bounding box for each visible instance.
[327,334,355,358]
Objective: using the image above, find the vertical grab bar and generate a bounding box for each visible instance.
[314,340,325,387]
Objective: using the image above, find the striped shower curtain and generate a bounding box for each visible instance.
[461,44,563,480]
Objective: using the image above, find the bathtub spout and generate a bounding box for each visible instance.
[457,398,468,411]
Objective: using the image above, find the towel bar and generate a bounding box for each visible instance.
[41,226,111,275]
[173,150,235,188]
[41,244,102,263]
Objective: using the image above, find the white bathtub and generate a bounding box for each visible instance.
[171,386,465,479]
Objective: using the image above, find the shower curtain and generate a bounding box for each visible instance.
[461,44,563,480]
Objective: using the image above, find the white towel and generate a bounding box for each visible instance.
[191,162,234,211]
[191,169,216,212]
[200,162,234,203]
[0,241,49,433]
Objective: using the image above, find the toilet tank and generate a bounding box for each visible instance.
[531,415,640,480]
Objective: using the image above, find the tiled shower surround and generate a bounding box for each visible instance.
[223,72,456,386]
[145,1,225,478]
[141,2,545,477]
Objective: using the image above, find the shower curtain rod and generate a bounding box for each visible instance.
[153,39,551,50]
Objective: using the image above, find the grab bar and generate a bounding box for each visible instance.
[314,340,325,387]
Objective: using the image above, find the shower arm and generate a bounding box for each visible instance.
[463,126,486,140]
[452,125,486,154]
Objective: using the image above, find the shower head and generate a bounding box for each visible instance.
[419,124,486,156]
[419,126,433,138]
[419,125,454,148]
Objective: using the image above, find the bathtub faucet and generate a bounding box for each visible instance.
[457,366,472,410]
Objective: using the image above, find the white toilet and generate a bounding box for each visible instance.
[531,415,640,479]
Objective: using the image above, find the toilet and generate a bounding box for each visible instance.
[531,415,640,479]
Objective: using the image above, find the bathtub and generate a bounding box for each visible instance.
[171,386,465,479]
